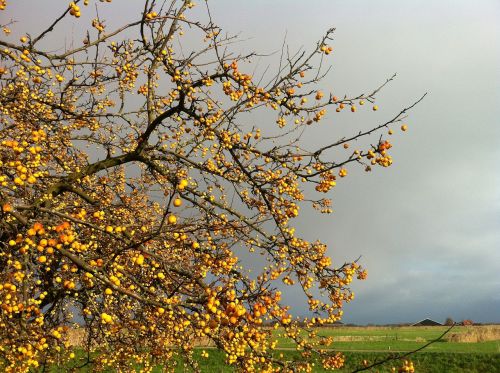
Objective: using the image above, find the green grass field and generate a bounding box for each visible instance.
[273,326,500,353]
[58,350,500,373]
[52,326,500,372]
[176,350,499,373]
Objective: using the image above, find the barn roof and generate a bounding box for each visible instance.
[411,318,443,326]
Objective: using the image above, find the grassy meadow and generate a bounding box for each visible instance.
[56,325,500,372]
[274,325,500,353]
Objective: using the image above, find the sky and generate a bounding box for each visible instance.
[204,0,500,325]
[5,0,500,325]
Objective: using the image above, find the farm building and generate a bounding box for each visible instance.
[412,318,443,326]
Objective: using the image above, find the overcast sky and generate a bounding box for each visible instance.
[206,0,500,325]
[7,0,499,324]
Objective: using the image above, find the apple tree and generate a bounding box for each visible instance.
[0,1,423,371]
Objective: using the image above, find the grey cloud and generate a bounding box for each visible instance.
[9,0,499,324]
